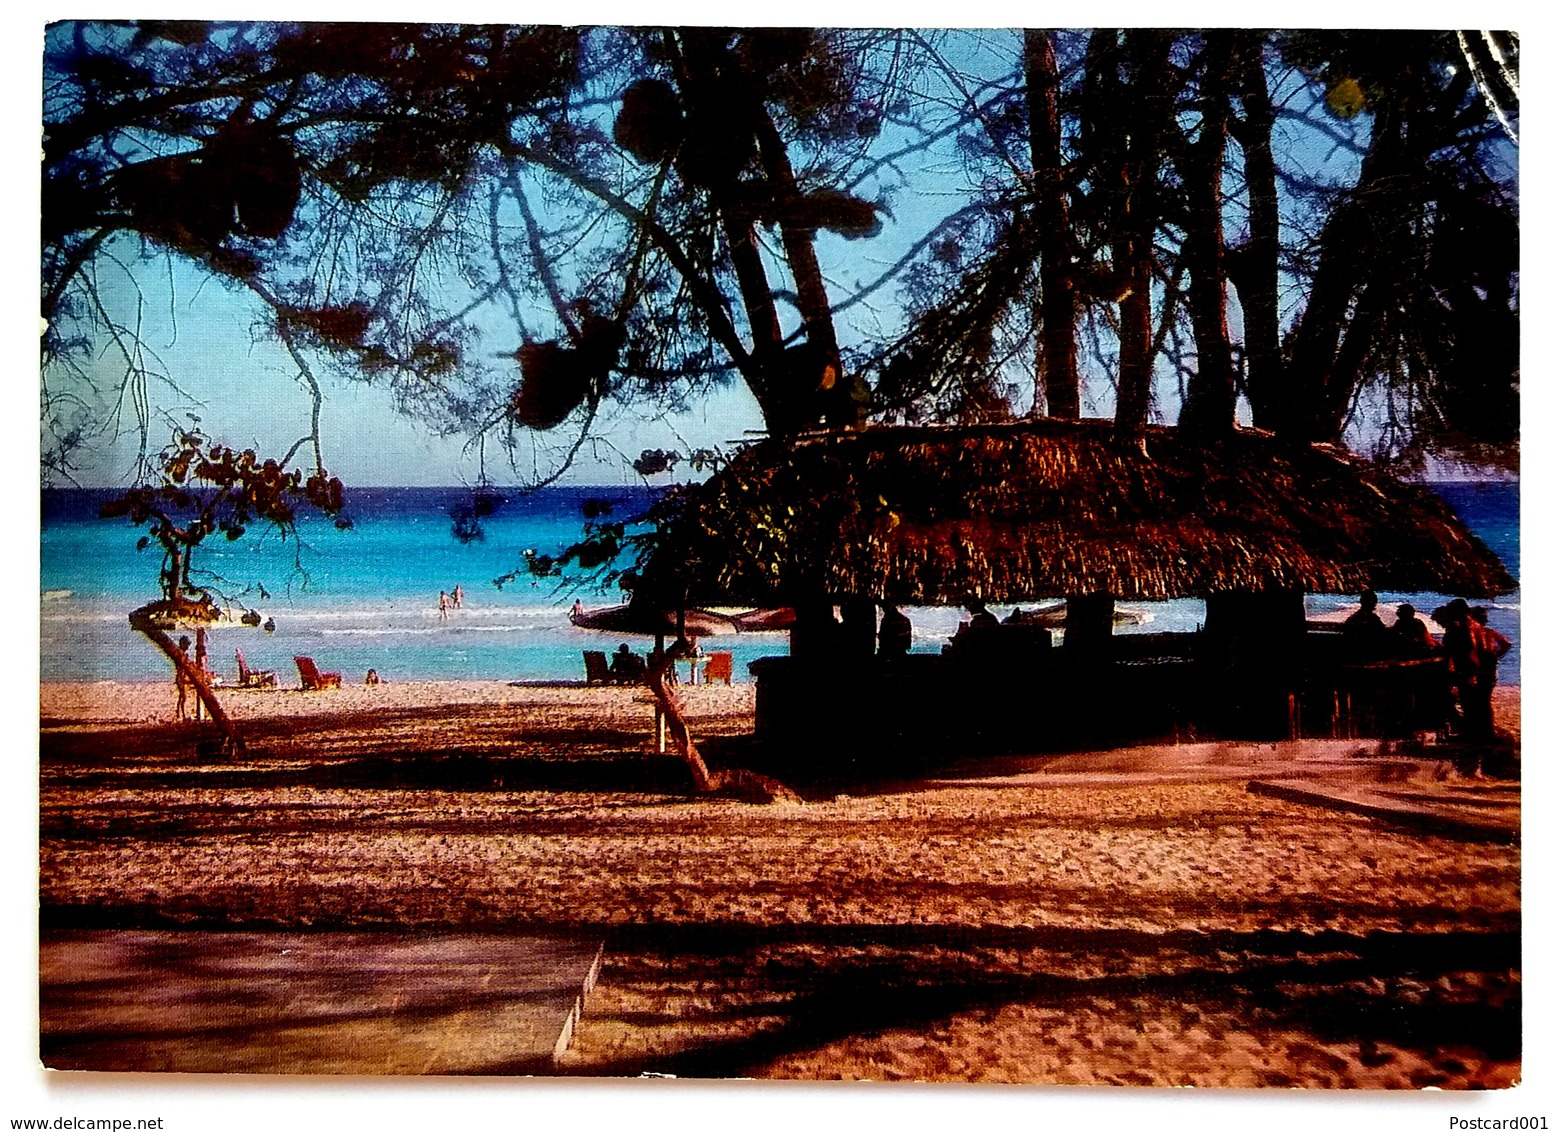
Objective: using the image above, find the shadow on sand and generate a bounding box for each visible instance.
[570,922,1520,1084]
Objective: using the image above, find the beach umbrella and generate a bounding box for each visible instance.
[568,602,737,637]
[731,607,797,632]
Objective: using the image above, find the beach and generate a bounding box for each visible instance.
[39,678,1521,1086]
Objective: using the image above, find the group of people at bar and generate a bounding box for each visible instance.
[1342,590,1510,741]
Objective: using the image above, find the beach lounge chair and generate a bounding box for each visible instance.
[235,649,277,689]
[703,651,734,686]
[583,651,612,686]
[294,656,342,690]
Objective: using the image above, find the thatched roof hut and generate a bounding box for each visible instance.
[638,419,1515,607]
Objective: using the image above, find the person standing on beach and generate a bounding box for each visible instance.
[1471,607,1513,740]
[438,591,451,621]
[174,635,192,721]
[452,584,464,610]
[1471,607,1511,668]
[1442,600,1511,742]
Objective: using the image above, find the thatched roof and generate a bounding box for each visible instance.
[637,419,1516,606]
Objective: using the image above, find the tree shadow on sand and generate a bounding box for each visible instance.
[42,712,701,794]
[47,749,698,794]
[565,922,1520,1084]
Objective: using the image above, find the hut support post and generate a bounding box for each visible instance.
[1204,589,1307,739]
[133,622,245,757]
[1064,592,1115,653]
[839,597,876,659]
[790,601,839,659]
[193,628,207,722]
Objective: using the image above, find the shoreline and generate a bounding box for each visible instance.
[42,593,1521,689]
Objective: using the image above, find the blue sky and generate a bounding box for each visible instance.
[65,241,771,488]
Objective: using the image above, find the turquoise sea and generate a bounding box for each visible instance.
[40,481,1520,686]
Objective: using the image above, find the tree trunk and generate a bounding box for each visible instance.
[754,111,837,360]
[163,545,184,602]
[752,107,860,430]
[1318,275,1392,438]
[673,29,846,436]
[1114,254,1155,438]
[645,650,719,792]
[133,619,245,757]
[717,204,790,423]
[720,210,783,354]
[667,31,793,432]
[1111,31,1175,441]
[1281,95,1409,442]
[645,648,800,802]
[1177,32,1238,437]
[1227,31,1283,432]
[1023,29,1080,419]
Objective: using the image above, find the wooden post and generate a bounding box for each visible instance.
[1204,588,1307,739]
[654,631,667,754]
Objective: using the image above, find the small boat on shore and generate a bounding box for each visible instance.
[1003,602,1149,629]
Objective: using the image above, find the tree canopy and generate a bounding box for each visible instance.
[43,24,1518,489]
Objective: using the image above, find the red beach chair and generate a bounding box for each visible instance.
[703,652,734,686]
[294,656,342,690]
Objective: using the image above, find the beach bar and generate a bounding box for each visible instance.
[637,419,1514,762]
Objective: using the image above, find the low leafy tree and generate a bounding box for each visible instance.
[99,428,350,753]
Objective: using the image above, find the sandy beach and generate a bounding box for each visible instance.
[40,679,1521,1087]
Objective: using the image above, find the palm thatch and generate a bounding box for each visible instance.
[638,419,1515,606]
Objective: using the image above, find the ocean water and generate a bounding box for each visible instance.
[40,481,1520,686]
